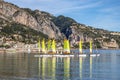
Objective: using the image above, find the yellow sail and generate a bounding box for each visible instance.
[41,39,46,53]
[79,40,82,54]
[67,40,70,52]
[64,39,67,50]
[90,40,92,54]
[47,39,51,52]
[51,39,56,53]
[38,39,41,52]
[64,39,70,54]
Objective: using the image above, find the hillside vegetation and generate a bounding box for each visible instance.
[0,0,120,49]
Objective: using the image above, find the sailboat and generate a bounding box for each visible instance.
[90,40,92,54]
[38,39,41,52]
[79,40,86,57]
[63,39,70,54]
[47,39,56,54]
[41,39,46,53]
[51,39,56,54]
[47,39,51,53]
[89,40,100,57]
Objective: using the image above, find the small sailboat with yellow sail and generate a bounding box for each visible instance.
[63,39,70,54]
[79,39,86,57]
[41,39,46,53]
[38,38,41,53]
[47,39,51,51]
[90,40,92,54]
[89,40,100,57]
[62,39,74,57]
[47,39,56,54]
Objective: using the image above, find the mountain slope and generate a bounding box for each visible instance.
[0,17,48,46]
[0,0,62,39]
[0,0,120,49]
[52,15,120,48]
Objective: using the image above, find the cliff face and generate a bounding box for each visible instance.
[53,15,120,49]
[0,0,120,49]
[0,1,62,39]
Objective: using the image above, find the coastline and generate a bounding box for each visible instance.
[0,48,120,54]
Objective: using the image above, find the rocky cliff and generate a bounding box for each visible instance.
[0,0,62,39]
[52,15,120,49]
[0,0,120,49]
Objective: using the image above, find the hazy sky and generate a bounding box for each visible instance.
[4,0,120,32]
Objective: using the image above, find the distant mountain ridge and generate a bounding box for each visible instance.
[0,0,120,49]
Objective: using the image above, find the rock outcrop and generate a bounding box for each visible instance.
[0,1,62,39]
[0,0,120,49]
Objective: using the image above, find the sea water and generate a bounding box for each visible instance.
[0,49,120,80]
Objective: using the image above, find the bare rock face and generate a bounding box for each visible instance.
[33,10,62,38]
[0,1,62,39]
[13,10,39,31]
[0,0,4,2]
[102,39,119,49]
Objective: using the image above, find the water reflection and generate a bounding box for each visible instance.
[0,51,120,80]
[0,53,38,79]
[79,57,83,80]
[64,57,70,80]
[90,56,92,79]
[52,57,56,79]
[38,57,56,80]
[41,57,46,79]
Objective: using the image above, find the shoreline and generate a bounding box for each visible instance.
[0,48,120,54]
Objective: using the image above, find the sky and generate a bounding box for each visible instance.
[4,0,120,32]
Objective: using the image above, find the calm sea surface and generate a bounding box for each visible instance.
[0,49,120,80]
